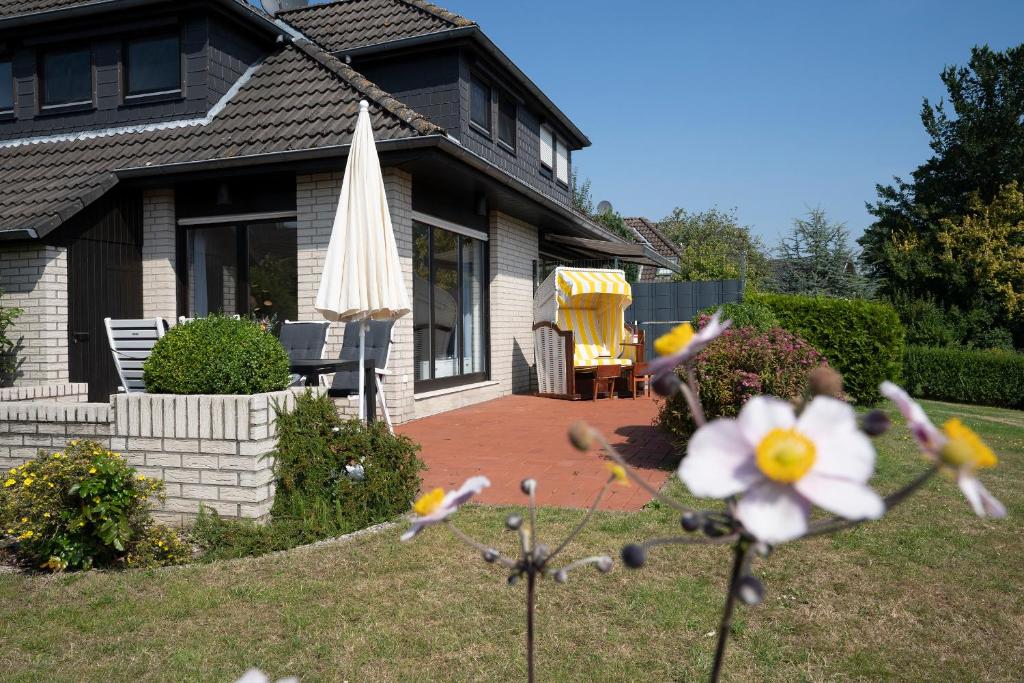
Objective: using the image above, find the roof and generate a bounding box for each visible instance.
[279,0,475,52]
[0,0,97,16]
[623,217,682,259]
[0,39,442,237]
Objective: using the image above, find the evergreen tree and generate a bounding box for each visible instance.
[772,208,869,298]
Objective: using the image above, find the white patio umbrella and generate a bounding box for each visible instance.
[315,100,411,421]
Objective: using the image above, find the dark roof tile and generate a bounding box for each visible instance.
[280,0,474,52]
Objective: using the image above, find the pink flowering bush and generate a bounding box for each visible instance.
[659,316,827,441]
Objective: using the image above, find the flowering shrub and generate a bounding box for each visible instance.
[0,440,186,571]
[659,320,827,441]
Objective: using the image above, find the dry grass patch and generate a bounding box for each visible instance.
[0,400,1021,681]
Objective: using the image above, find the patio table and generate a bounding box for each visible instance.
[289,358,377,422]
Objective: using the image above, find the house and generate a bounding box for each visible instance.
[0,0,676,421]
[623,217,681,282]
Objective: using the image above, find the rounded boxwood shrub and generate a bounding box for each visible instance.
[659,323,828,442]
[143,315,291,395]
[751,293,905,405]
[904,345,1024,409]
[0,440,188,571]
[698,300,780,332]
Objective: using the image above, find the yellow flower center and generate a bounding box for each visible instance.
[654,322,696,357]
[940,419,997,469]
[606,463,630,486]
[413,488,446,517]
[755,428,817,483]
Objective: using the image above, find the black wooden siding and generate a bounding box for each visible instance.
[59,190,143,402]
[0,10,268,142]
[356,50,461,133]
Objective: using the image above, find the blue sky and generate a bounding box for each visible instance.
[290,1,1023,246]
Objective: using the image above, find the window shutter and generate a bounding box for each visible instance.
[555,139,569,184]
[540,125,553,168]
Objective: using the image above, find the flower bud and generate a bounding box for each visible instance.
[532,543,550,562]
[505,514,523,530]
[861,409,891,437]
[808,366,844,398]
[737,575,764,605]
[652,372,683,397]
[621,544,647,569]
[553,569,568,584]
[702,519,727,538]
[520,478,537,495]
[482,548,499,563]
[568,422,593,452]
[680,511,701,532]
[508,574,519,586]
[596,556,613,573]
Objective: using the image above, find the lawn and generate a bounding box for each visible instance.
[0,400,1021,682]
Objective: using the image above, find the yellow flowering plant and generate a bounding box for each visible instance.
[0,440,186,571]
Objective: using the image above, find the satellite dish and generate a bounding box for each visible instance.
[596,200,614,216]
[261,0,280,14]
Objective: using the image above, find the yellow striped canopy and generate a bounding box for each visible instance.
[554,269,633,368]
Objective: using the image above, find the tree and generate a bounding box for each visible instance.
[771,207,870,297]
[570,168,593,215]
[659,207,772,287]
[860,44,1024,301]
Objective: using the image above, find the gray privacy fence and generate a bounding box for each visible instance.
[625,280,742,361]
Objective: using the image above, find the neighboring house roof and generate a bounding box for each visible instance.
[623,217,681,259]
[279,0,475,52]
[0,39,442,238]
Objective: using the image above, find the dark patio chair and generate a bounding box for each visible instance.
[279,320,331,387]
[329,320,395,430]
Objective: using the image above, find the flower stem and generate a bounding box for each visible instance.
[445,521,516,569]
[710,541,749,683]
[685,366,707,427]
[546,477,612,566]
[590,430,695,514]
[526,565,536,683]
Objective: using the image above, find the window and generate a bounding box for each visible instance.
[539,124,553,168]
[413,220,487,389]
[555,138,569,185]
[125,34,181,97]
[470,74,491,131]
[0,60,12,112]
[498,92,516,149]
[186,220,298,322]
[41,47,92,107]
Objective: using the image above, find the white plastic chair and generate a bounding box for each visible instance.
[104,318,168,393]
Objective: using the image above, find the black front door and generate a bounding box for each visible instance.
[67,192,143,402]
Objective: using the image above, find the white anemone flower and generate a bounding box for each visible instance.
[646,310,732,380]
[401,476,491,541]
[880,381,1005,518]
[680,395,883,544]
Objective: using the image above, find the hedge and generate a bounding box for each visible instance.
[903,345,1024,409]
[751,293,904,404]
[697,301,779,332]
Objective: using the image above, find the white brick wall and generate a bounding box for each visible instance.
[141,189,177,321]
[0,245,69,385]
[489,211,539,395]
[295,168,416,425]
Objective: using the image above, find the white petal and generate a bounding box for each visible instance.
[794,473,884,520]
[737,396,796,445]
[680,419,761,498]
[735,482,810,544]
[958,473,1007,518]
[443,475,491,508]
[880,381,944,452]
[799,397,877,483]
[235,671,270,683]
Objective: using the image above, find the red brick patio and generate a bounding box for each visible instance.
[397,394,677,511]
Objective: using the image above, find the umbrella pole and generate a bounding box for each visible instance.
[358,320,367,422]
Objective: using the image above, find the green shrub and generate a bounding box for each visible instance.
[698,301,779,332]
[903,346,1024,408]
[0,440,187,571]
[191,391,424,560]
[659,325,827,442]
[143,315,290,395]
[0,289,23,385]
[752,293,904,404]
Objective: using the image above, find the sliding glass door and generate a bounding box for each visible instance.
[413,220,488,391]
[184,219,298,323]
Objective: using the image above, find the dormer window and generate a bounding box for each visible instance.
[125,33,181,98]
[41,47,92,108]
[0,60,12,113]
[469,73,491,133]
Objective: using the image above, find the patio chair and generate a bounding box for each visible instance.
[279,320,331,387]
[533,267,635,399]
[104,318,168,393]
[328,320,395,431]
